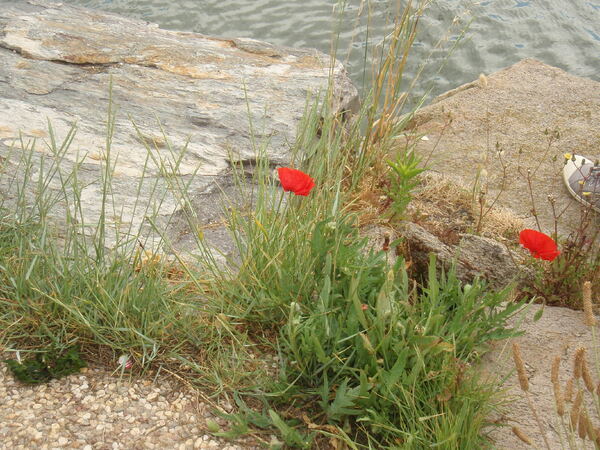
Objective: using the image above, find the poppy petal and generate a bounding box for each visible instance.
[277,167,315,196]
[519,229,560,261]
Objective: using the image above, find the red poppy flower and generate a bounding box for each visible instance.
[519,229,560,261]
[277,167,315,196]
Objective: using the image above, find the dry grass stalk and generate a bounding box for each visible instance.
[582,358,595,392]
[585,415,595,441]
[583,281,596,326]
[511,426,533,445]
[587,420,597,441]
[512,343,529,392]
[478,73,488,89]
[574,347,586,379]
[565,378,574,402]
[570,390,584,429]
[511,341,552,450]
[553,380,565,416]
[594,428,600,446]
[578,410,588,439]
[405,172,524,243]
[551,355,561,385]
[551,353,565,415]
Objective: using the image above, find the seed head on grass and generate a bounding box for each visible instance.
[583,281,596,326]
[359,332,376,355]
[582,358,595,392]
[577,410,596,441]
[574,347,586,379]
[478,73,488,89]
[511,341,551,449]
[578,410,589,440]
[565,378,574,402]
[570,390,584,430]
[553,380,565,416]
[512,426,533,445]
[512,343,529,391]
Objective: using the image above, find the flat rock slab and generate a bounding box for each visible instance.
[483,304,599,449]
[411,59,600,236]
[0,0,357,257]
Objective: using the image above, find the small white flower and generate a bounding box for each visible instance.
[118,354,133,370]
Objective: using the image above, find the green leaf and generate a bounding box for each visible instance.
[311,334,329,364]
[376,269,393,323]
[206,419,221,433]
[383,348,410,388]
[350,276,369,330]
[48,347,87,379]
[533,304,544,322]
[268,410,312,449]
[326,379,362,421]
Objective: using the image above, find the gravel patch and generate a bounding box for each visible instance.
[0,362,257,449]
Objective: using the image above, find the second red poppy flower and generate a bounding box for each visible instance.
[519,229,560,261]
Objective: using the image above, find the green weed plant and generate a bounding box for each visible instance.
[0,1,529,448]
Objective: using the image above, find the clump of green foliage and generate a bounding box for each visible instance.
[386,150,425,221]
[0,1,526,448]
[4,346,86,384]
[277,224,522,447]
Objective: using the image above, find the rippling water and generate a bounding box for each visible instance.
[66,0,599,100]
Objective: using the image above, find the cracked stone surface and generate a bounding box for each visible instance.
[0,0,358,259]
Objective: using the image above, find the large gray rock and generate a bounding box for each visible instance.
[0,0,357,260]
[401,221,528,289]
[410,59,600,237]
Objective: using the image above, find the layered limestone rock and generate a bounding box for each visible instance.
[0,0,358,260]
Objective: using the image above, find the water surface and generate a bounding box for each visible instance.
[65,0,600,100]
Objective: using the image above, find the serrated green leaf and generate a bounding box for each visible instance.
[326,379,361,421]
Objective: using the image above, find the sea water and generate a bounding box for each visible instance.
[66,0,599,100]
